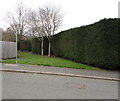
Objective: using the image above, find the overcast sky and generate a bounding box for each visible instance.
[0,0,119,32]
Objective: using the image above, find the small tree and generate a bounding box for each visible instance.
[38,4,63,57]
[28,10,45,55]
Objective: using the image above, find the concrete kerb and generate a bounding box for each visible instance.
[0,69,119,81]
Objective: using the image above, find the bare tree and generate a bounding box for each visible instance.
[6,2,30,48]
[27,10,37,37]
[0,28,4,41]
[28,10,45,55]
[38,4,63,57]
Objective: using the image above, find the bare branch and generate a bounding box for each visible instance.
[38,4,63,39]
[37,4,63,56]
[5,2,30,42]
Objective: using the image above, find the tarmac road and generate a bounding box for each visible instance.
[2,72,118,99]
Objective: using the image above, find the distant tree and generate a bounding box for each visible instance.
[38,4,63,57]
[6,2,30,47]
[0,28,4,41]
[2,27,16,42]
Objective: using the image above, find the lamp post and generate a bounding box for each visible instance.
[16,29,17,64]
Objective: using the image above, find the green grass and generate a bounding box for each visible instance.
[1,51,98,70]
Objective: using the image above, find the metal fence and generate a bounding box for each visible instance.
[0,41,16,59]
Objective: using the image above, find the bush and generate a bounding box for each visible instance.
[43,37,49,55]
[19,39,31,52]
[18,18,119,70]
[51,18,119,70]
[31,37,49,55]
[31,37,41,54]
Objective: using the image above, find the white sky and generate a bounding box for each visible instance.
[0,0,119,32]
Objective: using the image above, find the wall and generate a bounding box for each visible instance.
[1,41,16,59]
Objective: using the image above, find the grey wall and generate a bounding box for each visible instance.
[1,41,16,59]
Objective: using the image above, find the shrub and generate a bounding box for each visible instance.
[19,39,31,52]
[51,18,119,70]
[31,37,49,55]
[31,37,41,54]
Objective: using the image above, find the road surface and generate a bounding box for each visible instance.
[2,72,118,99]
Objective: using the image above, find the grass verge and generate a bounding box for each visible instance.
[1,51,98,70]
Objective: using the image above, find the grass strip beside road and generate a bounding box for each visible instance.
[1,52,98,70]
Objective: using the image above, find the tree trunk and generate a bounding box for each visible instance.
[48,41,51,57]
[41,38,44,55]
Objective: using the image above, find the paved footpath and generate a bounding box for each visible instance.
[1,63,119,79]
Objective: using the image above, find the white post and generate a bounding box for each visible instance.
[16,30,17,64]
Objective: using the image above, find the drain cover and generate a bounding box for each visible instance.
[66,82,85,89]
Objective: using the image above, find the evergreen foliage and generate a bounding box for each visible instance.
[52,18,119,70]
[19,18,119,70]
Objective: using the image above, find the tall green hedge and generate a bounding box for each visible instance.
[43,37,49,55]
[52,18,119,70]
[18,40,31,52]
[31,37,48,55]
[31,37,41,54]
[18,18,119,70]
